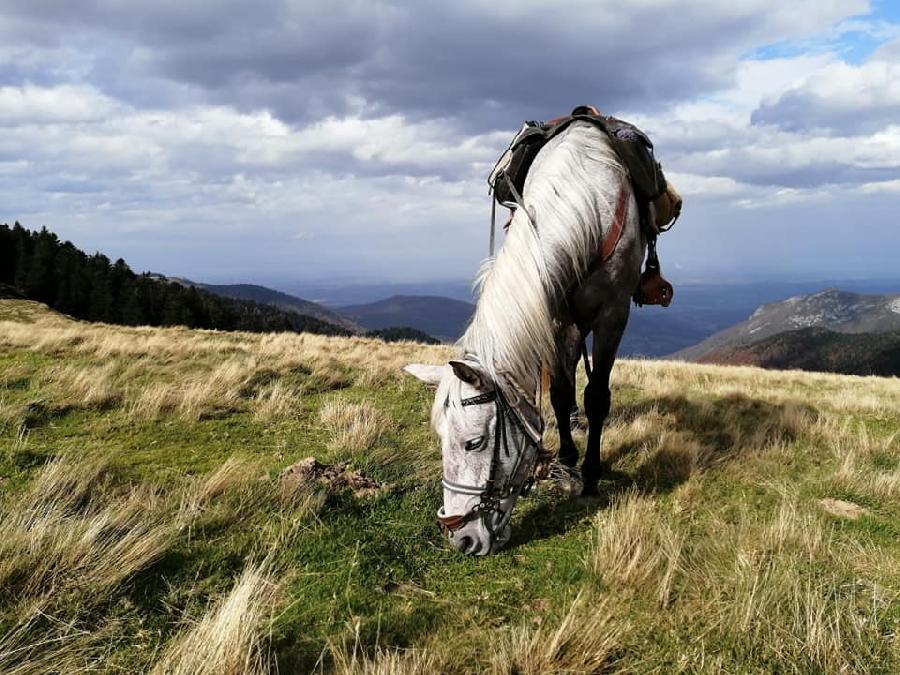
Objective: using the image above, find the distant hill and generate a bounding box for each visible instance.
[1,222,349,337]
[181,282,362,333]
[674,289,900,361]
[338,295,475,341]
[619,310,747,357]
[337,292,768,354]
[698,327,900,377]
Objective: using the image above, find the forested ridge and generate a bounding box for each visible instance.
[0,222,348,336]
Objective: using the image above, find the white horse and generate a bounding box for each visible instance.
[406,121,669,555]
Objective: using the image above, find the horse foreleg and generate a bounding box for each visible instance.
[582,303,630,495]
[550,325,582,468]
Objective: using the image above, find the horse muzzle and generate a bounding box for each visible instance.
[437,507,511,556]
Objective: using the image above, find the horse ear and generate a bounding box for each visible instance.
[448,360,488,389]
[403,363,445,387]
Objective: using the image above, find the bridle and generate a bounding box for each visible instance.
[436,381,545,540]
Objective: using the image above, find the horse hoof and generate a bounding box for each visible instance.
[569,413,586,431]
[580,482,599,497]
[539,461,583,497]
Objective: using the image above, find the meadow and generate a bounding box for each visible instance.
[0,299,898,673]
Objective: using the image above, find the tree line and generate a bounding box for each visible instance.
[0,222,348,336]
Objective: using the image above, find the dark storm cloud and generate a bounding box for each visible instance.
[0,1,866,128]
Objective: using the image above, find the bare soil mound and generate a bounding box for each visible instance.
[280,457,381,498]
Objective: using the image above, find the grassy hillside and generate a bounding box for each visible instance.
[1,299,898,673]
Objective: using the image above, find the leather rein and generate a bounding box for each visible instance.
[436,383,545,538]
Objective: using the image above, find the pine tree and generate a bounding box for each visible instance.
[23,228,59,303]
[0,222,348,337]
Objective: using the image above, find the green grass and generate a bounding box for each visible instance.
[1,300,899,673]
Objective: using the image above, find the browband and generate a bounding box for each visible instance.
[461,391,497,407]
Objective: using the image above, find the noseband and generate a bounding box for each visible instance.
[437,384,544,538]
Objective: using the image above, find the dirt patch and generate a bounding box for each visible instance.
[280,457,381,499]
[818,497,868,520]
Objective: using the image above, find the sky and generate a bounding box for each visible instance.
[1,0,899,288]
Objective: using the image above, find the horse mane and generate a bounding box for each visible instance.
[458,122,629,394]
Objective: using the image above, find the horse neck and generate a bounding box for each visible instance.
[459,123,627,398]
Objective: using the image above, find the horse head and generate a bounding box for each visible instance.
[404,359,542,556]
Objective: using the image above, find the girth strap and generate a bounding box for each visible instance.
[601,185,629,262]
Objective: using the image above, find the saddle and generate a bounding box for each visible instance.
[489,105,667,207]
[488,105,680,307]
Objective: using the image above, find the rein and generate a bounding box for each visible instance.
[436,382,545,538]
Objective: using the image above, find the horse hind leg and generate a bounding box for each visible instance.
[550,325,582,468]
[569,340,589,430]
[582,303,630,495]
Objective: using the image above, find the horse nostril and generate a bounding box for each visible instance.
[453,535,485,556]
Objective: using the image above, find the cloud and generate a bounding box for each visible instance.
[0,0,871,126]
[0,0,898,284]
[751,54,900,133]
[0,84,117,124]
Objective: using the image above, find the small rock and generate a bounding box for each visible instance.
[818,497,867,520]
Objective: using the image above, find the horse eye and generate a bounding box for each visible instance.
[465,436,486,452]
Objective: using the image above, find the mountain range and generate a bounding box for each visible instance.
[337,295,475,342]
[675,289,900,361]
[167,277,900,376]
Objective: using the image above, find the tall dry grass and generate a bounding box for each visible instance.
[3,300,898,672]
[327,624,444,675]
[325,592,627,675]
[0,456,177,605]
[819,416,900,505]
[319,398,388,453]
[692,500,893,672]
[614,358,900,415]
[152,563,280,675]
[1,306,449,426]
[587,491,683,606]
[4,302,899,422]
[0,454,320,674]
[0,456,180,673]
[42,362,124,409]
[581,489,894,672]
[252,381,303,423]
[487,592,626,674]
